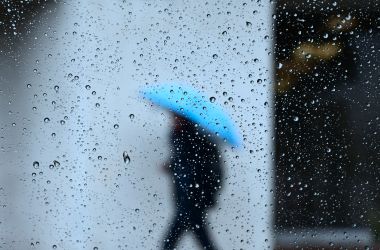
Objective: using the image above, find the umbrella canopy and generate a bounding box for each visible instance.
[141,83,241,147]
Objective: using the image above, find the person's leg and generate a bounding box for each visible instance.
[191,210,217,250]
[162,213,187,250]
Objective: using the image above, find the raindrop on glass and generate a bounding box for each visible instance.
[53,160,60,168]
[33,161,40,169]
[123,151,130,164]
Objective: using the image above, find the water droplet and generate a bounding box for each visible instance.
[246,21,252,27]
[27,84,32,88]
[85,85,91,90]
[44,117,50,123]
[33,161,39,169]
[60,120,65,125]
[129,114,135,119]
[114,124,119,129]
[123,151,130,164]
[54,85,59,92]
[293,116,299,122]
[212,54,218,59]
[53,160,60,167]
[209,97,216,103]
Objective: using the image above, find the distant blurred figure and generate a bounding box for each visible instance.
[162,115,223,250]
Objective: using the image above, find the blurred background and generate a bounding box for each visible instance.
[274,0,379,249]
[0,0,379,249]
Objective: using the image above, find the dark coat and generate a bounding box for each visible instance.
[169,119,223,210]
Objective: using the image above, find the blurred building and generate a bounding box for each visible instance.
[274,0,379,249]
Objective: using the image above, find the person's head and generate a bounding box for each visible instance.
[173,115,192,132]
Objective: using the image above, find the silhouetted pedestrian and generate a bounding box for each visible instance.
[162,115,223,250]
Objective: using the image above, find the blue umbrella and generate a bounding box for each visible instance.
[141,83,241,147]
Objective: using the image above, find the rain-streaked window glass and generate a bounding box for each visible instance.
[1,0,272,249]
[274,1,379,249]
[1,0,378,250]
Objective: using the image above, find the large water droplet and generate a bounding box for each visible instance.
[33,161,40,169]
[123,151,130,164]
[53,160,60,168]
